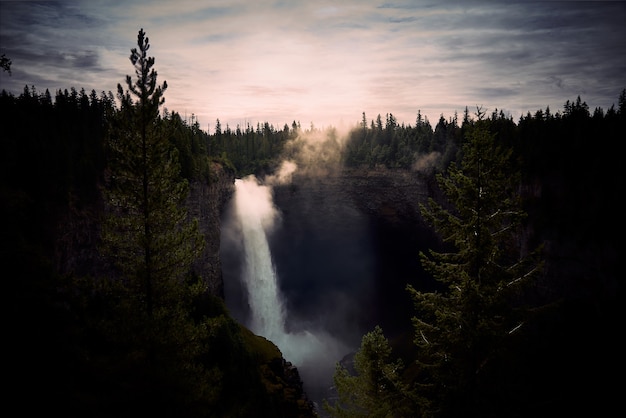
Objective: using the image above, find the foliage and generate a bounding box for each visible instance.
[102,27,204,318]
[206,118,292,176]
[163,111,212,181]
[324,326,416,417]
[406,115,544,417]
[343,111,457,171]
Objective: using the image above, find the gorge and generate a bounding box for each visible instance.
[220,166,441,406]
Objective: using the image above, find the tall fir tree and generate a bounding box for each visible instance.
[99,28,213,412]
[406,112,544,417]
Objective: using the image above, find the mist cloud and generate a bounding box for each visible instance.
[266,160,298,185]
[412,151,441,173]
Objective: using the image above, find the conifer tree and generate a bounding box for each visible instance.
[406,111,543,417]
[104,26,204,321]
[100,28,211,410]
[324,326,415,417]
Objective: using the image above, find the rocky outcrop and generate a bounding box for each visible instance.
[187,161,235,297]
[272,167,432,226]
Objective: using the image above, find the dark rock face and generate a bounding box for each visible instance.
[54,197,109,279]
[187,162,235,296]
[267,167,440,341]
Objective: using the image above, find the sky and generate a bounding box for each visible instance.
[1,0,625,133]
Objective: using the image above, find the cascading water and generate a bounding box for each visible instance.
[229,174,348,406]
[233,176,285,342]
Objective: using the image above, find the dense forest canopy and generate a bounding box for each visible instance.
[3,84,625,179]
[2,33,623,416]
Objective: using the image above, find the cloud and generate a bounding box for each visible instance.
[1,0,624,129]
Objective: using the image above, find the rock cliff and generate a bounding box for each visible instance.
[187,161,235,297]
[266,166,441,340]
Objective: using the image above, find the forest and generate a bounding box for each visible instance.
[2,29,623,417]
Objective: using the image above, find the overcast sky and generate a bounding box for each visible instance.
[1,0,625,132]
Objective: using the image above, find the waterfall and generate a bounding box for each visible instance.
[233,176,285,342]
[230,174,348,405]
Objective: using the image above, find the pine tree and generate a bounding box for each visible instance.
[406,112,544,417]
[104,26,204,320]
[100,28,212,412]
[323,326,415,417]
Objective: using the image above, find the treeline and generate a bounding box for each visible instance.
[344,93,626,173]
[343,110,460,169]
[0,86,218,222]
[5,84,624,186]
[0,85,297,182]
[209,90,626,187]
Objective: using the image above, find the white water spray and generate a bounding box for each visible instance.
[233,176,285,341]
[232,174,348,403]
